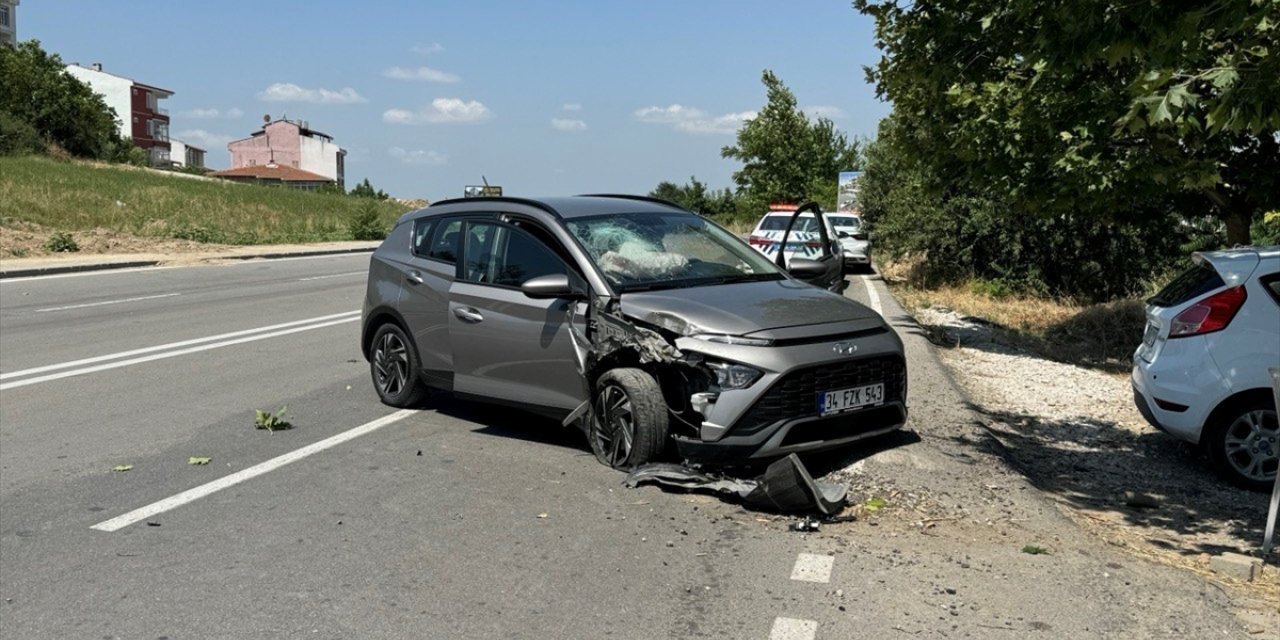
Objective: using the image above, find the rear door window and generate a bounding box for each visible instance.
[426,220,463,263]
[1148,262,1225,307]
[1259,272,1280,306]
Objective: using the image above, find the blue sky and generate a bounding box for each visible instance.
[25,1,888,200]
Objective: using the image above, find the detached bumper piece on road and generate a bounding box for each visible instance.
[624,453,848,515]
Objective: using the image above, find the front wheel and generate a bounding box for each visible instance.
[588,368,669,470]
[1205,397,1278,492]
[369,324,428,408]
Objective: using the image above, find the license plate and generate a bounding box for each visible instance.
[818,383,885,416]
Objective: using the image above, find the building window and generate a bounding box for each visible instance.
[1,7,10,28]
[146,92,156,111]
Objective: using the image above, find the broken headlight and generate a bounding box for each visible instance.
[690,334,774,346]
[705,361,762,390]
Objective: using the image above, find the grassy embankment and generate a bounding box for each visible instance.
[878,258,1148,373]
[0,155,411,254]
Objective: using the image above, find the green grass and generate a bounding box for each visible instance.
[0,155,411,245]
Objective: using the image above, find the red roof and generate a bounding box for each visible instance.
[210,165,333,182]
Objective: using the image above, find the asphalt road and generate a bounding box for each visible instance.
[0,256,1254,638]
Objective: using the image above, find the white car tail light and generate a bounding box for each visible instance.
[1169,286,1247,338]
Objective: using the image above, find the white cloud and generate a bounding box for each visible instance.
[383,98,492,125]
[806,105,846,119]
[177,107,244,119]
[175,129,235,149]
[257,82,367,104]
[389,147,447,165]
[383,66,460,83]
[551,118,587,132]
[411,42,445,55]
[634,104,755,135]
[562,103,582,111]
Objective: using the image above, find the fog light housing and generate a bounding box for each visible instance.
[705,361,762,390]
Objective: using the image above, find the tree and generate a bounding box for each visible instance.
[721,70,862,208]
[854,0,1280,245]
[649,177,741,219]
[0,40,130,159]
[349,177,389,200]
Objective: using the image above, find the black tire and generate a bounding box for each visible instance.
[369,323,428,408]
[588,368,669,470]
[1205,396,1278,492]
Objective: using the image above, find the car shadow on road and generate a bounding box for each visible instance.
[799,429,924,478]
[426,393,590,452]
[960,401,1271,558]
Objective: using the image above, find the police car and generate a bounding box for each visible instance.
[746,204,845,291]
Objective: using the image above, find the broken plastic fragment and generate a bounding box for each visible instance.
[623,454,848,516]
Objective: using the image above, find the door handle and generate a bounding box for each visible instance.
[453,307,484,323]
[407,271,424,285]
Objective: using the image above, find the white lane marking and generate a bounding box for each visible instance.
[790,553,835,583]
[0,252,371,284]
[0,310,359,381]
[769,617,818,640]
[862,274,883,315]
[0,265,177,284]
[298,271,365,281]
[35,292,181,313]
[91,410,416,532]
[0,316,358,390]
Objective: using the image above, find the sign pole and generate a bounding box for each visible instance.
[1263,367,1280,557]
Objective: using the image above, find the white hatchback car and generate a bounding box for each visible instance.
[1131,246,1280,490]
[828,214,871,271]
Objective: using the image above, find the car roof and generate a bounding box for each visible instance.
[424,194,688,219]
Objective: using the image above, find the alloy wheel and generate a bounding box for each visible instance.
[594,383,635,467]
[1222,409,1279,482]
[373,332,409,397]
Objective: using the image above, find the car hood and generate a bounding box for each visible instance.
[620,279,881,338]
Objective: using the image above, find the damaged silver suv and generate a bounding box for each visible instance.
[361,195,907,468]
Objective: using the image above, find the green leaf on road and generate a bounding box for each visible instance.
[1022,545,1050,555]
[188,456,211,465]
[112,464,133,472]
[864,497,888,512]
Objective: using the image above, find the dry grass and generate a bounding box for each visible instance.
[0,155,409,247]
[884,261,1146,372]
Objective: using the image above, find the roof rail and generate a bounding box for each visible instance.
[429,196,563,218]
[577,193,688,211]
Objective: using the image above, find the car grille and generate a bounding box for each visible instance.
[732,355,906,436]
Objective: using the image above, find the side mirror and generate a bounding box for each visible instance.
[520,273,580,299]
[837,231,851,239]
[853,232,868,241]
[787,258,828,279]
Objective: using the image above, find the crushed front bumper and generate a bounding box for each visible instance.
[673,328,908,460]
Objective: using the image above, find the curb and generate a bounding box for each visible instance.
[0,246,376,280]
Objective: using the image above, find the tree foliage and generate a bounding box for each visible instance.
[349,177,389,200]
[721,70,862,207]
[855,0,1280,247]
[0,40,133,160]
[649,176,737,217]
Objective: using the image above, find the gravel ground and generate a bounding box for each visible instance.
[913,305,1280,612]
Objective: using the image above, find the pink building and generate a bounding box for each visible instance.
[227,118,346,189]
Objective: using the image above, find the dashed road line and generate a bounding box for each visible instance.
[298,271,366,281]
[35,292,181,313]
[790,553,834,583]
[769,617,818,640]
[90,409,417,532]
